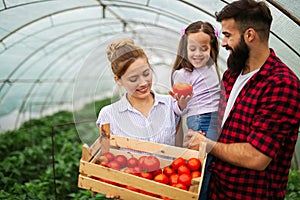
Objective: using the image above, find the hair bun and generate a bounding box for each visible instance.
[106,38,135,62]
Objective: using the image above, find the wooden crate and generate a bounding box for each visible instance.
[78,124,206,200]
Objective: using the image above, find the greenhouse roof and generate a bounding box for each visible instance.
[0,0,299,131]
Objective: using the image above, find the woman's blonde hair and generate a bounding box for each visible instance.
[106,38,148,78]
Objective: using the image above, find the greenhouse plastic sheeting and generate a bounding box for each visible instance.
[0,0,299,132]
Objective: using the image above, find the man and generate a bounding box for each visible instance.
[183,0,300,199]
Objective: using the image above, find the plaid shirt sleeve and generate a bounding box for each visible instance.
[248,70,300,158]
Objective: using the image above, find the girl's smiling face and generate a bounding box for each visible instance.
[115,57,153,99]
[187,31,211,68]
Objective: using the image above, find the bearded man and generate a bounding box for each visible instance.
[183,0,300,199]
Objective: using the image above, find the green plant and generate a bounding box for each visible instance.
[285,169,300,200]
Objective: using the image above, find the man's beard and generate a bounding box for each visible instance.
[226,37,250,73]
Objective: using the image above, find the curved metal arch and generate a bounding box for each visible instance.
[0,0,55,11]
[13,29,116,127]
[267,0,299,26]
[0,4,102,42]
[13,20,183,127]
[102,1,209,24]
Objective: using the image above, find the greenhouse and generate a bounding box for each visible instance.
[0,0,299,199]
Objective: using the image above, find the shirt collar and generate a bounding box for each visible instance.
[118,91,166,113]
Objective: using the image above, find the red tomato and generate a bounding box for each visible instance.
[107,160,120,170]
[133,166,142,174]
[169,174,179,185]
[114,155,127,168]
[171,157,186,171]
[154,174,169,185]
[103,152,115,162]
[187,158,201,171]
[172,183,187,190]
[140,172,153,180]
[138,155,147,167]
[139,155,160,172]
[152,168,163,177]
[99,159,109,167]
[127,157,139,168]
[191,171,201,178]
[97,156,107,163]
[177,165,191,175]
[163,166,175,177]
[172,82,193,97]
[123,167,139,176]
[178,174,192,188]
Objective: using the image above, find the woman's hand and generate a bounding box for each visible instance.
[168,90,193,110]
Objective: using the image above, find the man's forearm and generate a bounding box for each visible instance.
[209,140,272,170]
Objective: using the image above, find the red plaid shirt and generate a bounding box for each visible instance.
[208,49,300,199]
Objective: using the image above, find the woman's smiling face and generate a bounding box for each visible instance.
[116,57,153,99]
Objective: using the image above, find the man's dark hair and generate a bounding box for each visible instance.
[215,0,272,41]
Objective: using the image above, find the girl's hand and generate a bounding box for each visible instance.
[168,90,193,110]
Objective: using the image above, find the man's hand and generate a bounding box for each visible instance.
[183,129,206,150]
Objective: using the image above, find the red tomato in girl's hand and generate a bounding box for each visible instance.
[172,82,193,97]
[177,165,191,175]
[154,174,169,185]
[114,155,127,168]
[187,158,201,171]
[171,157,186,170]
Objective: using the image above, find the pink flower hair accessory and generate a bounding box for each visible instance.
[214,28,219,38]
[180,28,186,36]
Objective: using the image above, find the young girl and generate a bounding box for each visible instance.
[171,21,220,200]
[96,38,191,147]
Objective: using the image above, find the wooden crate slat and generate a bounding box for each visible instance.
[89,137,101,155]
[79,160,198,200]
[110,135,199,159]
[78,175,159,200]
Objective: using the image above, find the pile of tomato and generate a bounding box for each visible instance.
[94,152,202,199]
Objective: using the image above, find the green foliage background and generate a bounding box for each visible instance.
[0,98,299,200]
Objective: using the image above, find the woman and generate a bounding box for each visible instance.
[96,38,191,146]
